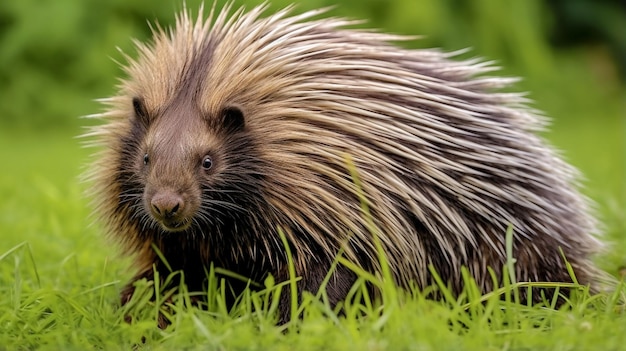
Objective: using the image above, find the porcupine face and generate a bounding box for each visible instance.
[122,92,253,235]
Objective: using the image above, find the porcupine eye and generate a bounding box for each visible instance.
[201,156,213,170]
[143,153,149,166]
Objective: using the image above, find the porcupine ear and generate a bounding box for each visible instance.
[221,106,245,134]
[132,96,150,127]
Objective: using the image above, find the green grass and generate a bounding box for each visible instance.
[1,0,624,349]
[0,117,625,349]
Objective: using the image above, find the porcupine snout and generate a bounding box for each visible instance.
[146,184,194,233]
[150,190,184,221]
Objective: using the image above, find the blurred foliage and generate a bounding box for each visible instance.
[548,0,626,75]
[0,0,624,130]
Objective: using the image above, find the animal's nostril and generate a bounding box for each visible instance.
[152,204,162,215]
[171,203,180,214]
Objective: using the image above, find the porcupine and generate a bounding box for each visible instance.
[84,3,604,323]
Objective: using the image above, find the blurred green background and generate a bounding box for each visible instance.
[0,0,624,270]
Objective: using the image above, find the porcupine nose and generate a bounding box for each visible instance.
[150,191,184,220]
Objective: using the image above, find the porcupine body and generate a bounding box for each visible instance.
[85,4,603,322]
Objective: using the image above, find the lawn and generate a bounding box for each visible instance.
[1,0,625,349]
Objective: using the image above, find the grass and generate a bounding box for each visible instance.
[0,121,625,350]
[1,1,624,348]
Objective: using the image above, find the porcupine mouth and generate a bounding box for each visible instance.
[158,218,192,233]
